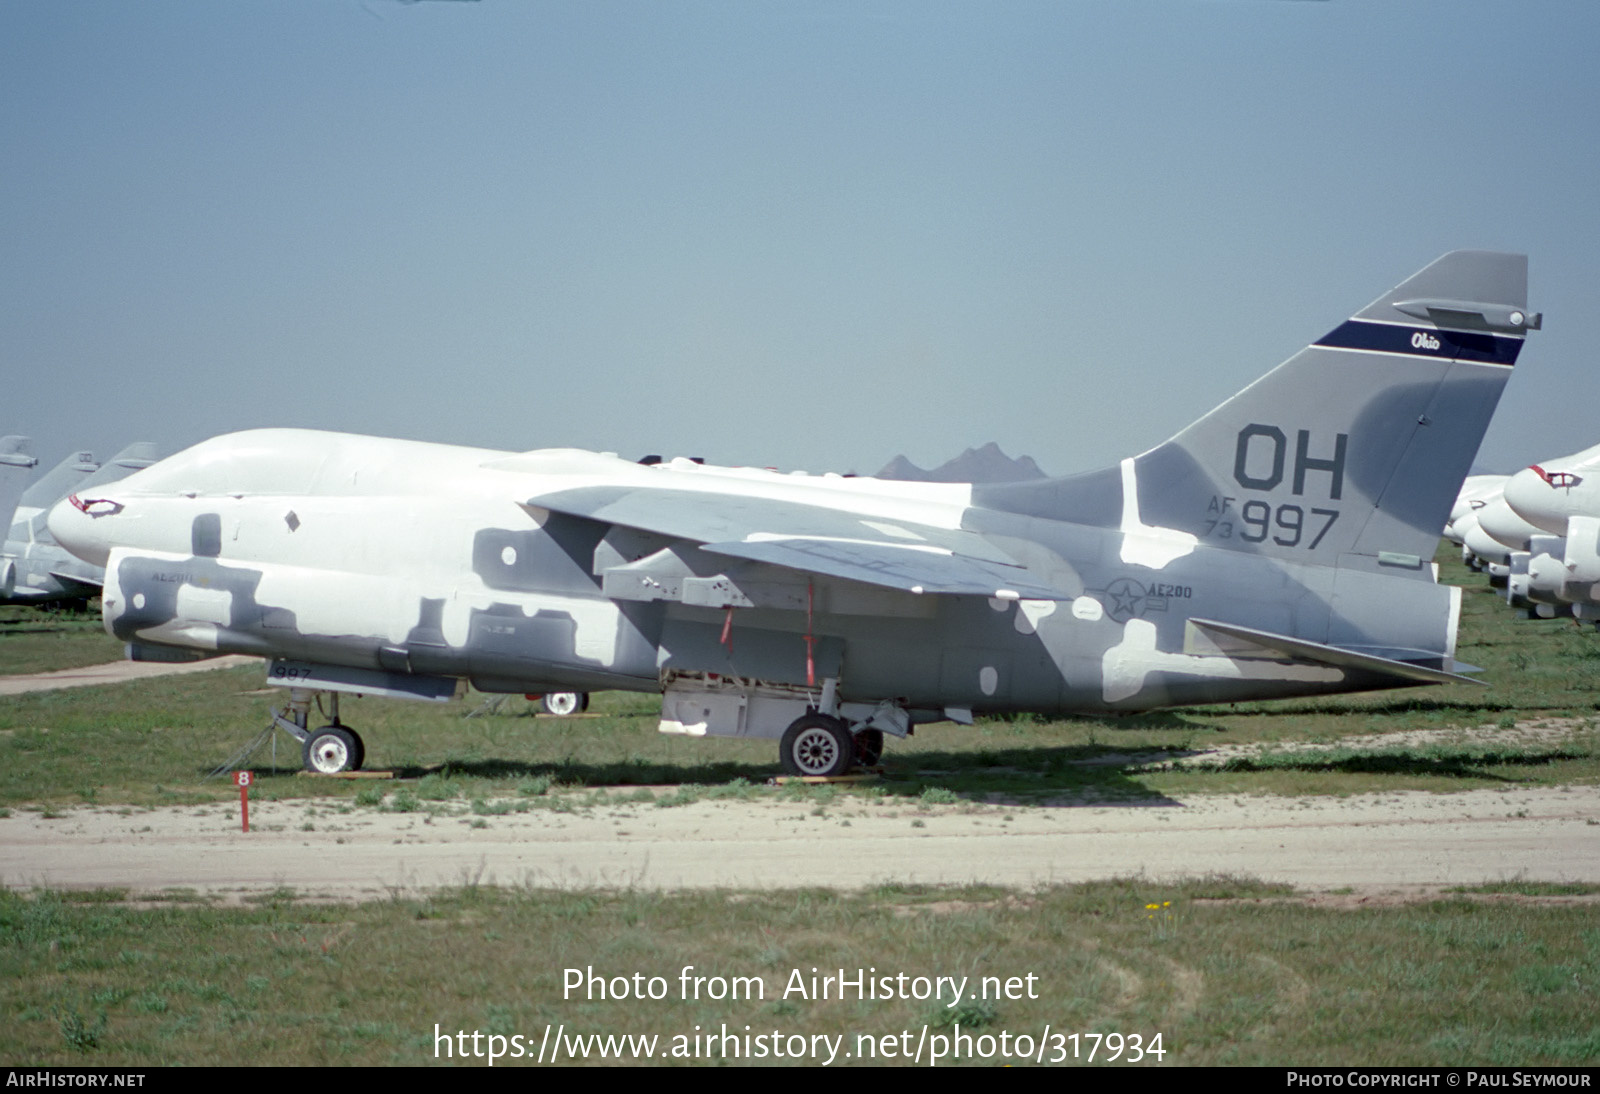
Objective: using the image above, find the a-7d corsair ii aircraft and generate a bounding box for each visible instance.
[49,251,1538,777]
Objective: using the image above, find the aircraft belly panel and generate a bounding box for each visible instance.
[657,616,844,688]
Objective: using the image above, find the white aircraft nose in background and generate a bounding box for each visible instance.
[1503,446,1600,537]
[46,493,120,569]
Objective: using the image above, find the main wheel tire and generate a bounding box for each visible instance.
[541,692,588,716]
[852,728,884,768]
[779,715,854,778]
[303,726,360,775]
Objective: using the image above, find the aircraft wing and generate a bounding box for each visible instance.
[46,572,102,594]
[525,485,1067,600]
[697,536,1065,599]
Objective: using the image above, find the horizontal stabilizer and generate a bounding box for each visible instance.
[1190,618,1485,687]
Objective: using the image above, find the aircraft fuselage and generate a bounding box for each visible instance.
[54,429,1457,719]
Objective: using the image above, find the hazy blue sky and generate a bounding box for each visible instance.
[4,1,1596,480]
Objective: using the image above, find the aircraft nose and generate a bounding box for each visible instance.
[1503,466,1571,536]
[46,493,119,568]
[1475,496,1541,552]
[1459,512,1511,564]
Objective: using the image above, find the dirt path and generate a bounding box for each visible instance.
[0,655,257,695]
[3,785,1595,900]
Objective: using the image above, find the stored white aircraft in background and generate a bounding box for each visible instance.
[0,436,39,600]
[4,443,160,605]
[1498,443,1600,620]
[48,251,1539,776]
[1444,474,1507,553]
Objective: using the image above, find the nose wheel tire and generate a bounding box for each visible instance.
[303,725,364,774]
[779,715,855,778]
[540,692,588,716]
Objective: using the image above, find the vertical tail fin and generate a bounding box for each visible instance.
[977,251,1536,570]
[9,449,97,543]
[0,437,37,599]
[0,437,37,523]
[15,449,98,515]
[72,442,161,493]
[31,443,162,554]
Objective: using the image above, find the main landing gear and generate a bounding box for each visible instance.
[779,715,854,777]
[274,688,366,774]
[660,672,904,778]
[776,715,888,777]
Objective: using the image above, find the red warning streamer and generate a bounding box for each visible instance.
[803,582,816,688]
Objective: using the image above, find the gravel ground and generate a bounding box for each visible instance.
[3,660,1594,901]
[3,783,1595,901]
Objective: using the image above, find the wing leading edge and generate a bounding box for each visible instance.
[524,485,1067,600]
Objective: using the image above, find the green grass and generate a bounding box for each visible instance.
[1,878,1595,1066]
[0,604,123,675]
[10,668,1587,811]
[1447,881,1600,898]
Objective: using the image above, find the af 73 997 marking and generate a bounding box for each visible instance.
[1205,499,1339,549]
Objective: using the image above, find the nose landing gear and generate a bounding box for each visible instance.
[274,688,366,774]
[536,691,589,716]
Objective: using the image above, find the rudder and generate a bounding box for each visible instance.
[978,251,1536,572]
